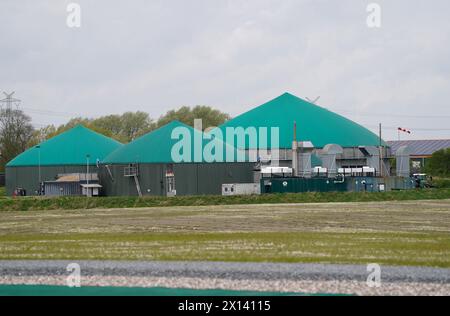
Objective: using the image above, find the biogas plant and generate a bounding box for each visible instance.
[6,93,417,197]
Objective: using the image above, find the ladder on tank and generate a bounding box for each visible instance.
[124,165,142,197]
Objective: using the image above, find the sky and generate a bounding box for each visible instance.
[0,0,449,140]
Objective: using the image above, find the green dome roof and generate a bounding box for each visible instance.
[103,121,241,164]
[219,93,383,149]
[6,125,122,167]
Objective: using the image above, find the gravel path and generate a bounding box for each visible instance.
[0,261,449,296]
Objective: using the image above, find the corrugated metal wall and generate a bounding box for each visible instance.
[5,165,99,196]
[99,163,254,196]
[44,182,82,197]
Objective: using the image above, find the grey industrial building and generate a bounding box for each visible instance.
[100,121,254,196]
[5,125,122,196]
[388,139,450,172]
[5,93,420,197]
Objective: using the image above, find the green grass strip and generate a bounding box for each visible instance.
[1,188,450,212]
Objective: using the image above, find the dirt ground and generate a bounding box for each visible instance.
[1,200,449,235]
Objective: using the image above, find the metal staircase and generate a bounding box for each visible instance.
[124,165,142,197]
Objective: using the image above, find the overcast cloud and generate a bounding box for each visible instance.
[0,0,449,140]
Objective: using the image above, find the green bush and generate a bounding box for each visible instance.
[433,178,450,189]
[426,148,450,176]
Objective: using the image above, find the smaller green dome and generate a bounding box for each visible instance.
[6,125,122,167]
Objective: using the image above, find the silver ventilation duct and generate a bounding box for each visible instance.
[396,145,412,178]
[319,144,344,178]
[295,141,315,178]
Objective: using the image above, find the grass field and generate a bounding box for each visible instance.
[1,188,450,212]
[0,187,5,198]
[0,200,449,267]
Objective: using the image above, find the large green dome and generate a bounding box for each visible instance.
[218,92,383,149]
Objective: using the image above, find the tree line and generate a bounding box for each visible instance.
[0,106,230,172]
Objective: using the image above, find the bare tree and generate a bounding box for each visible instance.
[0,108,34,170]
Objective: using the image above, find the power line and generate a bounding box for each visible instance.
[334,108,450,119]
[362,123,450,131]
[32,123,51,128]
[21,107,80,118]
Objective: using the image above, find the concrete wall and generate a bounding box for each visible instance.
[99,162,254,197]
